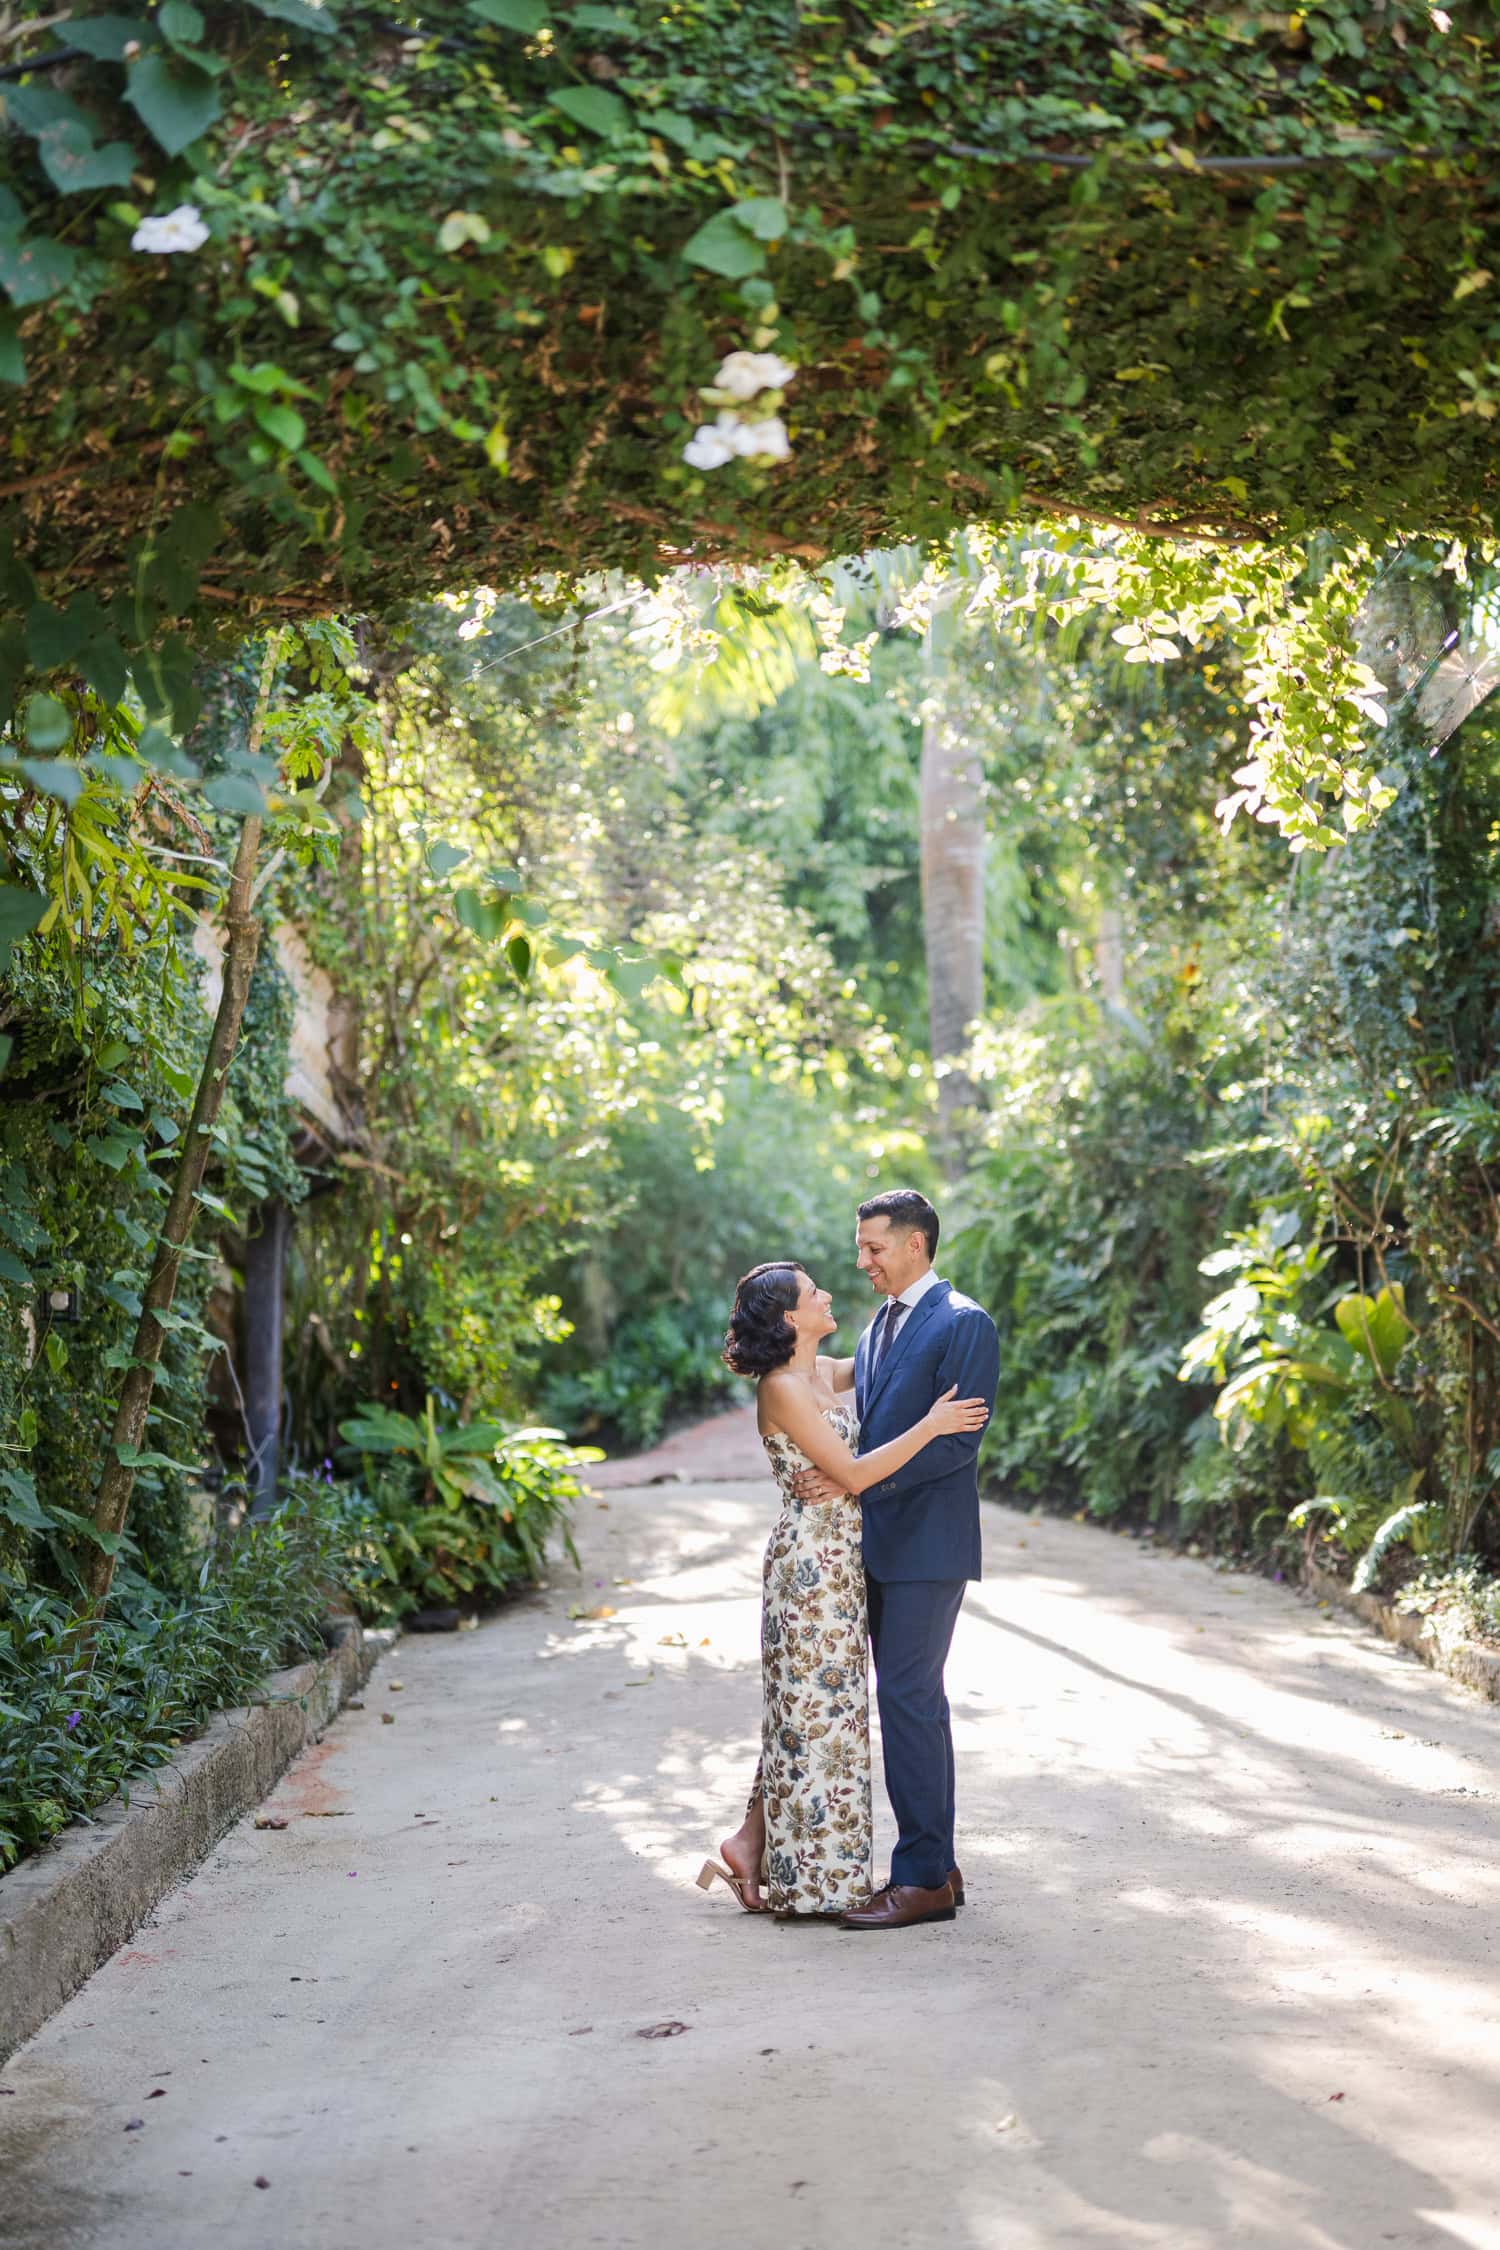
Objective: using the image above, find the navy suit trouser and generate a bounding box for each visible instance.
[866,1574,967,1890]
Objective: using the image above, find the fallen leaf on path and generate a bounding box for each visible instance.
[995,2114,1017,2131]
[123,2119,145,2132]
[568,2027,594,2037]
[568,1603,616,1621]
[1328,2090,1346,2102]
[253,1815,288,1831]
[699,1638,711,1647]
[381,1712,396,1725]
[347,1700,365,1710]
[624,1670,655,1687]
[388,1681,405,1692]
[458,1616,478,1632]
[596,1502,610,1510]
[254,2176,271,2189]
[636,2021,689,2039]
[657,1633,688,1648]
[146,2089,166,2099]
[304,1810,349,1817]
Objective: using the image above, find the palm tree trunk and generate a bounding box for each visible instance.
[919,632,986,1139]
[86,633,283,1608]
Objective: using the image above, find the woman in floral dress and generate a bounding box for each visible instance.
[698,1262,988,1919]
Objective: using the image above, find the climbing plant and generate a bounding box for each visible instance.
[1,0,1498,705]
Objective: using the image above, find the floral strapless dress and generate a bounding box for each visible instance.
[752,1404,873,1914]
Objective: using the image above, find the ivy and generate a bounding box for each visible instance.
[0,0,1495,685]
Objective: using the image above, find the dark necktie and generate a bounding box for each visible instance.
[874,1297,907,1371]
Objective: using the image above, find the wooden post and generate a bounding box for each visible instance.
[86,632,284,1609]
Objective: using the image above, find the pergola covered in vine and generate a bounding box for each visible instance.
[1,0,1497,708]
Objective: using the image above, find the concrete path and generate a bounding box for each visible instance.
[4,1462,1500,2250]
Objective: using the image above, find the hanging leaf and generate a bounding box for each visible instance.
[24,693,72,752]
[18,759,85,807]
[253,400,308,450]
[125,57,222,156]
[203,774,268,815]
[78,637,129,705]
[427,839,470,877]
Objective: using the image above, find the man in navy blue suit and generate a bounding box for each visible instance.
[793,1187,999,1929]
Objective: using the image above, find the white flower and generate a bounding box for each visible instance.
[729,413,790,461]
[682,421,740,469]
[131,204,210,255]
[682,409,792,470]
[714,349,797,399]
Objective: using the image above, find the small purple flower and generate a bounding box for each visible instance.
[65,1711,82,1731]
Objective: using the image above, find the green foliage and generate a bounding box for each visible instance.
[2,0,1498,698]
[949,1003,1227,1524]
[0,1482,354,1872]
[337,1417,589,1619]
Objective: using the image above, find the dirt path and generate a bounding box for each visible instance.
[4,1447,1500,2249]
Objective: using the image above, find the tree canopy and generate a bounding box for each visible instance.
[2,0,1498,693]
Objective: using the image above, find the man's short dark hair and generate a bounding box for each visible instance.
[857,1188,939,1258]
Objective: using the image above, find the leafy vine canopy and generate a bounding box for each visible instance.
[0,0,1497,670]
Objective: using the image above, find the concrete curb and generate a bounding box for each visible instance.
[1305,1559,1500,1703]
[0,1617,397,2066]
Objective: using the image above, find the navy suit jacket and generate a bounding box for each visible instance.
[853,1277,1000,1584]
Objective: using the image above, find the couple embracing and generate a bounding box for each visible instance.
[698,1189,1000,1930]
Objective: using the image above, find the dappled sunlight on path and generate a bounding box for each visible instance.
[4,1471,1499,2250]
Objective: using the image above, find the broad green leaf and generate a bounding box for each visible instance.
[731,196,788,241]
[36,121,137,195]
[428,839,470,877]
[1334,1285,1411,1378]
[158,0,205,40]
[18,758,85,806]
[125,56,221,156]
[203,774,268,815]
[78,636,129,704]
[454,885,509,939]
[244,0,340,29]
[680,208,765,280]
[253,399,307,450]
[26,600,89,670]
[0,1246,31,1287]
[470,0,546,27]
[0,886,46,944]
[506,933,533,980]
[0,1469,48,1527]
[570,3,636,28]
[24,693,71,752]
[0,233,78,308]
[65,15,156,60]
[552,86,630,136]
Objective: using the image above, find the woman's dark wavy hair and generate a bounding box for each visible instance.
[722,1261,807,1378]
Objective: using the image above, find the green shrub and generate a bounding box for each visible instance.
[0,1485,354,1873]
[336,1407,589,1620]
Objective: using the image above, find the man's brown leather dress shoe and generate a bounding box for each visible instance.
[948,1866,966,1907]
[839,1880,957,1930]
